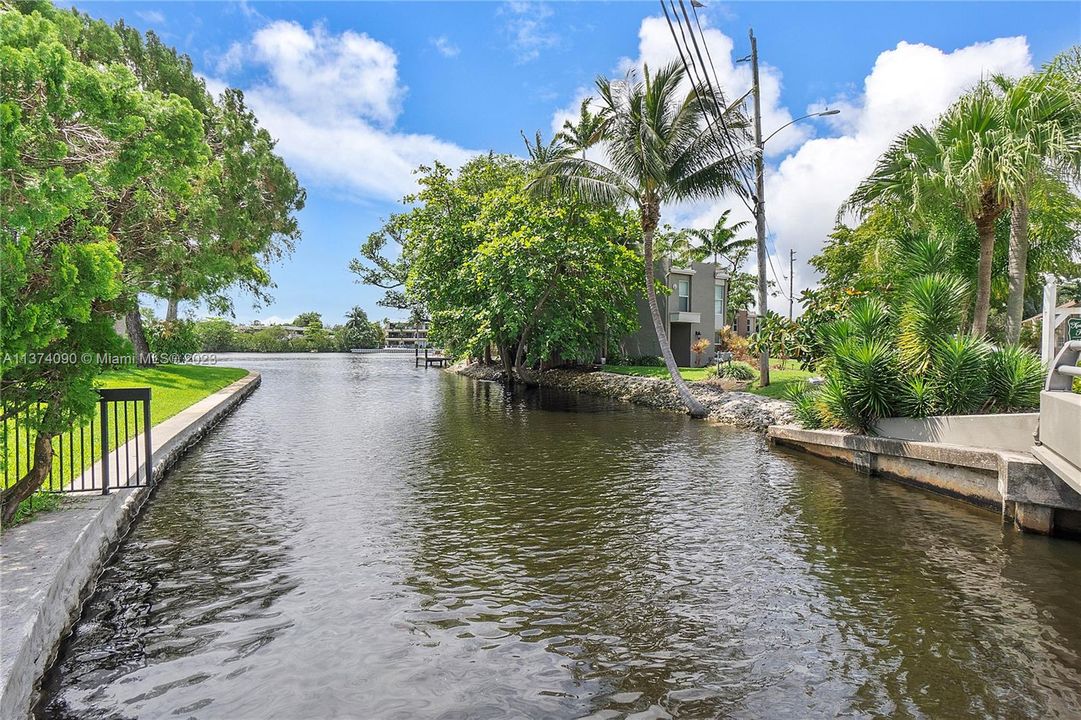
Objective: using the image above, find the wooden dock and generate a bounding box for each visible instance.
[415,346,449,368]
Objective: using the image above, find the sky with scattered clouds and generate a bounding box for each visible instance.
[71,1,1080,324]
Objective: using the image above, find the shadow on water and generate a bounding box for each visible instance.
[32,354,1081,719]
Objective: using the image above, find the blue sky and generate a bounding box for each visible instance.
[73,1,1081,325]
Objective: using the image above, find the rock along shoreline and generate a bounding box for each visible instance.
[451,362,794,432]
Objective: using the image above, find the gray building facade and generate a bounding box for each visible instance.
[621,261,729,367]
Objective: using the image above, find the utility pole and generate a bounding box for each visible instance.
[749,28,769,388]
[788,249,795,321]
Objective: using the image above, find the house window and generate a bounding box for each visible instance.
[715,284,724,320]
[677,280,690,312]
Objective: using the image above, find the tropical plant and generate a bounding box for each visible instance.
[691,337,712,366]
[986,344,1046,411]
[689,209,754,270]
[710,360,757,381]
[989,67,1081,342]
[555,98,609,157]
[845,86,1010,336]
[529,62,751,417]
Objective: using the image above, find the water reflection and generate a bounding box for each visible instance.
[37,354,1081,719]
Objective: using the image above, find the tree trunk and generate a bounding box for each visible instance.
[165,297,179,323]
[125,309,155,367]
[1005,195,1030,344]
[1,433,54,525]
[498,343,513,379]
[642,205,708,418]
[483,344,493,365]
[971,210,997,337]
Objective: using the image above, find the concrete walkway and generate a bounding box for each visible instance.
[0,372,261,719]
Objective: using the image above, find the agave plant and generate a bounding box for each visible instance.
[897,273,969,371]
[986,345,1045,411]
[929,334,991,414]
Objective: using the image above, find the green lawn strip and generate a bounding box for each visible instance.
[604,365,712,381]
[606,358,813,398]
[4,364,247,524]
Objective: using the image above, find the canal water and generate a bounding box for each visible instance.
[37,354,1081,719]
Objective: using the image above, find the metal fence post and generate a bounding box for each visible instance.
[99,395,110,495]
[143,391,153,486]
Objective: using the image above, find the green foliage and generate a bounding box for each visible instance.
[986,345,1045,411]
[928,334,991,414]
[897,273,970,371]
[626,355,665,367]
[145,319,199,357]
[749,312,798,361]
[785,382,824,429]
[709,361,757,381]
[293,312,322,328]
[394,155,643,369]
[193,319,236,352]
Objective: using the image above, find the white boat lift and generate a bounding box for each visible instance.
[1032,340,1081,495]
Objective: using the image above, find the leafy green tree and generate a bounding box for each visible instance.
[343,307,383,349]
[1,6,130,521]
[194,319,236,352]
[293,312,322,328]
[530,62,750,417]
[349,213,418,314]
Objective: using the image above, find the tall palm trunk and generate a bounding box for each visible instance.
[971,196,1002,336]
[642,204,707,418]
[1005,195,1029,344]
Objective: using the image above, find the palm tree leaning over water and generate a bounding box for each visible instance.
[530,62,751,417]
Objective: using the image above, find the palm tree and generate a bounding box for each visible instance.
[846,87,1008,336]
[344,306,371,331]
[530,62,750,417]
[689,209,754,269]
[991,69,1081,342]
[520,130,569,165]
[556,98,609,158]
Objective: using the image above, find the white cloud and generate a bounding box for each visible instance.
[431,35,460,58]
[136,10,165,24]
[551,16,1034,314]
[500,1,558,63]
[209,21,478,203]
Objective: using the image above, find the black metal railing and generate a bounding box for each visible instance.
[2,388,152,495]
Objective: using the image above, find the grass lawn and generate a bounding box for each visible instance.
[4,363,248,525]
[606,358,813,400]
[605,365,713,381]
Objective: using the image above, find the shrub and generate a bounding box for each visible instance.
[785,381,823,428]
[826,338,902,432]
[146,319,199,357]
[986,345,1044,411]
[898,376,935,418]
[717,326,752,361]
[929,334,990,414]
[710,360,757,381]
[627,355,665,367]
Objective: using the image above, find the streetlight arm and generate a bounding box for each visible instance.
[762,110,840,147]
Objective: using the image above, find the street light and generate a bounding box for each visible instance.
[763,109,840,147]
[749,28,839,387]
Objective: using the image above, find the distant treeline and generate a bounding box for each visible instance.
[146,309,385,355]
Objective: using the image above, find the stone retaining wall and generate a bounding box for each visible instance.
[0,372,261,719]
[452,363,794,431]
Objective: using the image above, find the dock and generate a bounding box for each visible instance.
[416,345,449,368]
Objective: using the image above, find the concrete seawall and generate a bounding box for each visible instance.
[0,372,261,719]
[768,424,1081,538]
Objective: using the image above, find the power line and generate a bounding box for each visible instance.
[659,1,756,215]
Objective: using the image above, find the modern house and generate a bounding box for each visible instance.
[384,321,429,349]
[621,261,729,367]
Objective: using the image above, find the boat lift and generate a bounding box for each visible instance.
[1032,340,1081,495]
